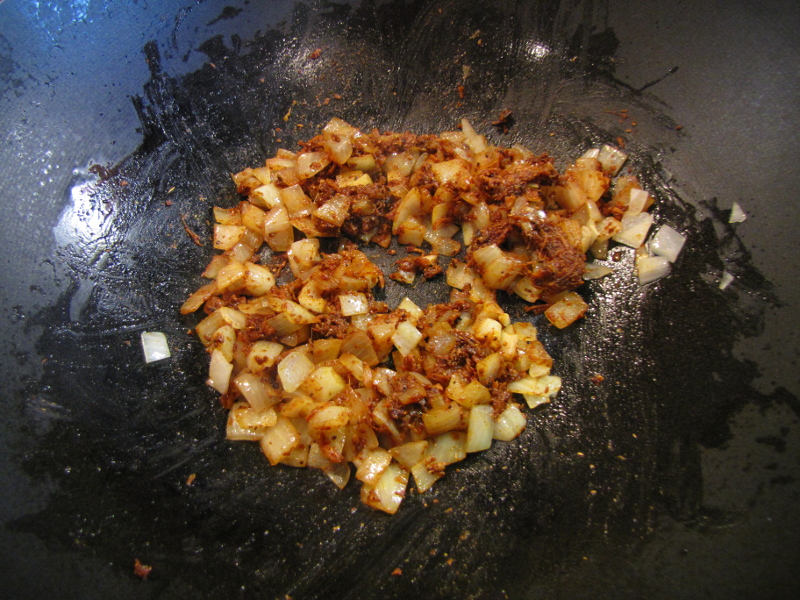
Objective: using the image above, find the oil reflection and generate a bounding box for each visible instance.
[525,40,551,61]
[52,176,117,321]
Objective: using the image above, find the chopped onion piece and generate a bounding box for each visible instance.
[392,321,423,356]
[636,254,671,285]
[277,350,315,393]
[544,292,588,329]
[233,372,279,412]
[243,261,276,295]
[207,348,233,394]
[583,262,613,280]
[308,404,351,434]
[397,297,423,323]
[226,402,277,441]
[472,244,524,289]
[626,188,650,216]
[523,394,550,409]
[314,195,351,228]
[262,204,291,235]
[422,403,462,435]
[300,367,347,402]
[388,441,428,469]
[650,225,686,263]
[411,457,445,493]
[214,224,246,250]
[367,463,409,514]
[354,447,393,485]
[339,293,369,316]
[251,183,282,208]
[719,271,735,290]
[324,137,353,165]
[323,461,351,489]
[465,405,494,453]
[259,416,301,465]
[141,331,170,364]
[729,202,747,223]
[341,330,380,366]
[597,144,627,175]
[612,212,653,248]
[492,404,526,441]
[247,340,283,372]
[296,151,330,180]
[427,431,467,465]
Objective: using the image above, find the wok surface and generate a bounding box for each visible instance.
[1,1,799,598]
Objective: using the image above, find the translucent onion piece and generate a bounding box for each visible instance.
[207,348,233,394]
[612,212,653,248]
[583,262,614,280]
[214,224,246,251]
[339,293,370,316]
[492,404,527,441]
[259,417,301,465]
[324,137,353,165]
[392,321,423,356]
[650,225,686,263]
[626,188,650,216]
[277,350,315,393]
[234,372,279,412]
[141,331,170,363]
[636,254,671,285]
[729,202,747,223]
[362,463,409,514]
[296,151,331,180]
[544,292,588,329]
[354,447,392,485]
[250,183,282,208]
[597,144,627,175]
[465,405,494,453]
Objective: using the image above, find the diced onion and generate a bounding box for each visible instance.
[368,463,409,514]
[719,271,735,290]
[296,151,330,180]
[636,254,671,285]
[612,212,653,248]
[259,417,300,465]
[626,188,650,216]
[597,144,627,175]
[492,404,526,441]
[392,321,423,356]
[427,431,467,465]
[354,447,393,485]
[465,405,494,453]
[729,202,747,223]
[650,225,686,263]
[583,262,613,280]
[277,350,315,393]
[233,372,278,412]
[324,137,353,165]
[544,292,588,329]
[141,331,170,363]
[207,348,233,394]
[339,293,369,316]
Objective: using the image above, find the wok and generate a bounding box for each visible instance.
[1,0,799,598]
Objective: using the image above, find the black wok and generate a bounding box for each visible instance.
[1,1,799,598]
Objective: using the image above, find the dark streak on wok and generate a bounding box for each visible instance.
[3,1,800,599]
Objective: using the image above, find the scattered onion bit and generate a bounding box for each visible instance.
[182,118,676,513]
[141,331,171,363]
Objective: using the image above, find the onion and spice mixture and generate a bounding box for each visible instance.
[180,118,681,513]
